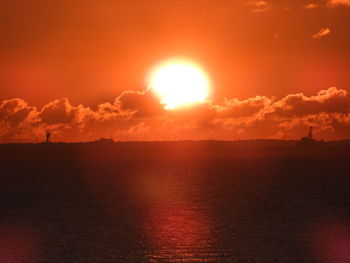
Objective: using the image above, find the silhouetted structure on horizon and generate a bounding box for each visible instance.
[93,137,114,144]
[296,126,323,151]
[46,130,51,143]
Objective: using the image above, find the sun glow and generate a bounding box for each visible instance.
[149,60,210,109]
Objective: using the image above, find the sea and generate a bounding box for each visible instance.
[0,146,349,262]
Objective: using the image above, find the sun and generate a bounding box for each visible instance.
[149,60,210,109]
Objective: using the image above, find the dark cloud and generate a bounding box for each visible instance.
[0,98,38,142]
[39,98,74,124]
[38,98,94,131]
[116,89,165,117]
[215,96,272,118]
[0,98,36,126]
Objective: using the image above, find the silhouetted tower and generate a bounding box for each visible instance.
[307,126,313,140]
[46,130,51,143]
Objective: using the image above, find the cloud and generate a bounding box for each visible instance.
[327,0,350,7]
[215,95,272,118]
[39,98,76,125]
[39,98,94,130]
[0,98,38,142]
[257,87,350,139]
[266,87,349,118]
[244,0,272,12]
[311,28,331,39]
[1,87,350,142]
[0,98,36,126]
[211,87,350,139]
[115,89,165,117]
[303,3,319,9]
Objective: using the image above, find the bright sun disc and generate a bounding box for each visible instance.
[149,60,210,109]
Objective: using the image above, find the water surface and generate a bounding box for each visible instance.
[0,156,349,262]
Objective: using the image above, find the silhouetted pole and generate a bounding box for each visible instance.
[46,130,51,143]
[308,126,313,139]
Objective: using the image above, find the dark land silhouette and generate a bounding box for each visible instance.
[1,138,350,159]
[0,140,349,262]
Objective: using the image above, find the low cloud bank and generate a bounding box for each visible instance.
[1,87,350,142]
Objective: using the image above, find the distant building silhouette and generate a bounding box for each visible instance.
[301,126,314,142]
[94,137,114,144]
[296,126,323,151]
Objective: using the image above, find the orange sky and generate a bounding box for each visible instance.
[1,0,350,142]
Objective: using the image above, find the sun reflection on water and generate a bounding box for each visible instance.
[132,167,218,262]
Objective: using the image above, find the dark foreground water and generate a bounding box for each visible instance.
[0,154,350,262]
